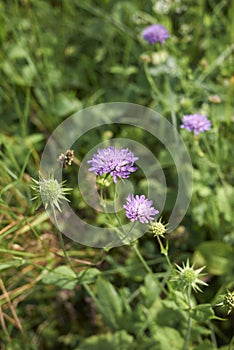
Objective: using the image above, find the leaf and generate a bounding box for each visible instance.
[155,300,186,330]
[77,330,133,350]
[8,45,28,60]
[0,258,24,271]
[194,241,234,275]
[51,93,82,118]
[146,326,184,350]
[96,277,123,330]
[191,304,215,322]
[42,266,77,290]
[173,291,189,310]
[77,268,101,285]
[216,185,233,222]
[194,340,216,350]
[140,273,160,307]
[109,65,137,76]
[25,133,44,146]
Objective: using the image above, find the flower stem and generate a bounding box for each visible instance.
[51,206,76,273]
[157,237,173,271]
[208,321,217,347]
[183,286,192,350]
[143,64,163,99]
[166,76,178,142]
[83,282,107,317]
[120,221,136,244]
[114,183,126,235]
[132,242,152,274]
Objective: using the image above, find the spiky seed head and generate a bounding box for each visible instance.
[223,290,234,315]
[31,175,72,212]
[173,259,208,293]
[148,217,167,238]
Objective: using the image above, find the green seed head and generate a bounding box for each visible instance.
[96,174,112,188]
[180,268,196,287]
[173,259,208,293]
[31,175,72,212]
[40,179,62,203]
[223,290,234,315]
[148,218,167,238]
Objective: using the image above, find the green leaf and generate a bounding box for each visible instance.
[25,134,44,144]
[0,258,24,271]
[194,241,234,275]
[140,273,160,307]
[191,304,215,322]
[42,266,77,290]
[173,291,189,310]
[144,326,184,350]
[194,339,216,350]
[155,300,186,330]
[77,330,133,350]
[77,268,101,285]
[109,65,137,76]
[96,277,123,330]
[216,184,233,222]
[51,93,82,118]
[8,45,28,60]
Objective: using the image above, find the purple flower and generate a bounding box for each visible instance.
[123,194,159,224]
[87,146,138,183]
[142,24,170,44]
[180,114,211,136]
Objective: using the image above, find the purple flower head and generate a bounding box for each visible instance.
[123,194,159,224]
[87,146,138,183]
[142,24,170,44]
[180,114,211,136]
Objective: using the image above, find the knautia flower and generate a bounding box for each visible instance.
[31,175,72,212]
[180,114,211,136]
[123,194,159,224]
[87,146,138,183]
[148,217,167,238]
[173,260,208,292]
[142,24,170,44]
